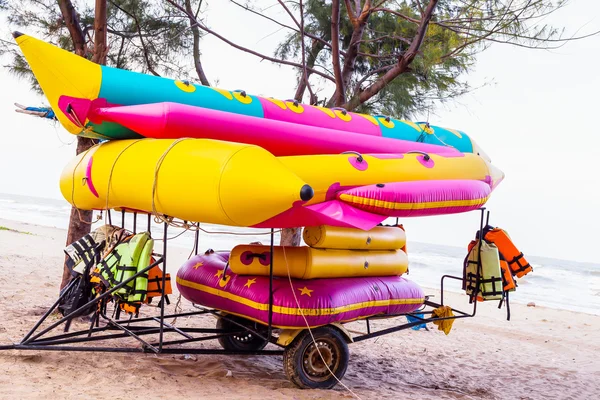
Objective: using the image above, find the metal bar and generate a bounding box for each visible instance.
[108,209,112,225]
[121,209,125,228]
[204,309,279,346]
[158,348,284,356]
[13,345,146,353]
[151,317,193,339]
[267,229,274,344]
[159,220,168,352]
[111,310,210,324]
[20,278,78,343]
[133,212,137,234]
[149,333,232,347]
[366,319,371,334]
[194,224,199,255]
[29,329,163,346]
[23,256,164,344]
[147,213,151,232]
[107,319,159,353]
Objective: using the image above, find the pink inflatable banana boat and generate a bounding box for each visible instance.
[176,251,425,329]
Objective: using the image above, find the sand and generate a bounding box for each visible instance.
[0,218,598,400]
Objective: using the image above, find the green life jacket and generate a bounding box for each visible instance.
[127,238,154,303]
[94,232,153,302]
[464,240,503,301]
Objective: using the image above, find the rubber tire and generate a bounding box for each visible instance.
[216,315,268,352]
[283,326,350,389]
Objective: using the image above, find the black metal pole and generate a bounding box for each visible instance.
[267,228,274,343]
[133,212,137,234]
[194,224,200,255]
[121,209,125,229]
[22,257,164,344]
[108,209,112,225]
[20,278,78,343]
[159,220,168,352]
[147,213,151,232]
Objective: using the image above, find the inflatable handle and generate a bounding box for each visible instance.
[407,150,431,161]
[285,99,300,107]
[342,150,364,163]
[240,251,271,266]
[374,114,392,122]
[332,107,348,115]
[233,89,247,97]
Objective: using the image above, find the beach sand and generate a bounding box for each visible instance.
[0,218,598,400]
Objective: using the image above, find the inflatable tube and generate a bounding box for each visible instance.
[59,139,311,227]
[14,32,489,161]
[229,245,408,279]
[177,252,425,328]
[81,101,460,157]
[337,180,492,217]
[61,140,502,229]
[303,225,405,250]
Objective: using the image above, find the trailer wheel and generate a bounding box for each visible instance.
[283,326,349,389]
[216,316,268,351]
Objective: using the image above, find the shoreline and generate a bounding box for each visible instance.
[0,217,594,317]
[1,218,599,399]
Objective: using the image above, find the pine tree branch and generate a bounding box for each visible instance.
[57,0,87,57]
[185,0,210,85]
[165,0,335,83]
[331,0,345,106]
[109,0,160,75]
[91,0,108,65]
[229,0,336,55]
[345,0,439,110]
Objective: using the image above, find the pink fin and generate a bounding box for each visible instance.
[85,157,99,198]
[252,200,385,230]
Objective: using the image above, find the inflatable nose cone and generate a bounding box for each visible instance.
[13,33,102,134]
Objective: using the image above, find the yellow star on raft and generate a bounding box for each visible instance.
[214,270,224,278]
[192,262,203,270]
[298,286,314,297]
[244,278,257,289]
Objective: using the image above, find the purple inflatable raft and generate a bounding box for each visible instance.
[176,251,425,329]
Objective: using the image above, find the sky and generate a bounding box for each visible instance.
[0,1,599,263]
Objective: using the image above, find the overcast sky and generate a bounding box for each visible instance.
[0,1,598,263]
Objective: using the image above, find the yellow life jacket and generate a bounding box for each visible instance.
[463,239,503,301]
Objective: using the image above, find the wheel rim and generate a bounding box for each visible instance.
[302,338,340,382]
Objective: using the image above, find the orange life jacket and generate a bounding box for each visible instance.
[144,261,172,304]
[500,259,516,291]
[483,228,532,278]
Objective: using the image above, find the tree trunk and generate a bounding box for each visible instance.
[59,0,107,290]
[60,137,97,289]
[280,227,302,246]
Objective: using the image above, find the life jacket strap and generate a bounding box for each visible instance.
[508,252,532,274]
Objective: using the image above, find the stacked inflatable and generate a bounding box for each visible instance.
[13,32,504,231]
[177,226,424,328]
[13,32,505,323]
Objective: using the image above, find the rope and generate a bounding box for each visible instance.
[70,145,103,226]
[104,139,145,214]
[281,246,362,399]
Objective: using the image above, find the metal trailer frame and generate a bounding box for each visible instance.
[0,208,491,387]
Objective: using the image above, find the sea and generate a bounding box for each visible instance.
[1,192,599,316]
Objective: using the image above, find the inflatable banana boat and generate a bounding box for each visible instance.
[176,251,425,329]
[13,32,488,160]
[61,139,501,229]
